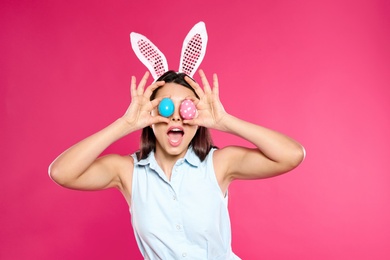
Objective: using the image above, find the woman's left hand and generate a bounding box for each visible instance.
[184,70,229,131]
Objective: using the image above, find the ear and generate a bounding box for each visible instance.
[130,32,169,80]
[178,22,208,77]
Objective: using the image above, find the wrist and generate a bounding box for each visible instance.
[216,113,236,132]
[115,117,138,136]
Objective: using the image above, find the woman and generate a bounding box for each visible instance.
[49,69,305,259]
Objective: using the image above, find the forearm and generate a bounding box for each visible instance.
[219,114,305,165]
[48,118,135,183]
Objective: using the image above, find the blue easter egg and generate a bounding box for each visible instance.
[158,98,175,117]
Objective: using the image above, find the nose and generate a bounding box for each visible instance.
[171,109,181,121]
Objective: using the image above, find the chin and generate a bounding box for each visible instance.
[164,143,189,156]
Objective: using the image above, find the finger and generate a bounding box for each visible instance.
[185,75,204,98]
[150,96,166,109]
[212,73,219,96]
[183,119,196,125]
[144,80,165,99]
[130,76,137,98]
[151,116,170,125]
[183,117,202,127]
[137,71,150,95]
[184,96,200,105]
[199,69,212,94]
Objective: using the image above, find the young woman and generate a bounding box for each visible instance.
[49,69,305,259]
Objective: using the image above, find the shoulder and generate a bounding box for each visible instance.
[99,153,134,171]
[117,153,135,180]
[213,146,252,181]
[212,146,241,192]
[104,153,135,202]
[213,146,247,165]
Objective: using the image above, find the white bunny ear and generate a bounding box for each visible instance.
[130,32,168,80]
[178,21,208,77]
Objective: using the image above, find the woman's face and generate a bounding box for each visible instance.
[151,83,198,158]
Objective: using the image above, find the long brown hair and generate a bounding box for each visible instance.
[136,70,215,161]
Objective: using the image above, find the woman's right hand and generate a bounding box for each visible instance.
[122,72,169,131]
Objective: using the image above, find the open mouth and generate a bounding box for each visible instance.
[167,127,184,147]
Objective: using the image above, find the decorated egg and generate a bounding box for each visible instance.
[158,98,175,117]
[180,99,197,120]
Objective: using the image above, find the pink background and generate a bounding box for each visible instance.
[1,0,390,259]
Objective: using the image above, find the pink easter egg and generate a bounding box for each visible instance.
[179,100,197,120]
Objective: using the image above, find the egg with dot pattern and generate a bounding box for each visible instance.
[180,100,197,120]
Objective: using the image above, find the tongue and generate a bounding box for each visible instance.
[168,132,182,143]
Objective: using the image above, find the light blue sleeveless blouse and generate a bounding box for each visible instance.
[130,147,240,259]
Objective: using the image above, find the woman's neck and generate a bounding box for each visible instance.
[154,147,187,180]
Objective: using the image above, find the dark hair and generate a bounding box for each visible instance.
[136,70,215,161]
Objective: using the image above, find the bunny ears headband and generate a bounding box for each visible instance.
[130,21,208,80]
